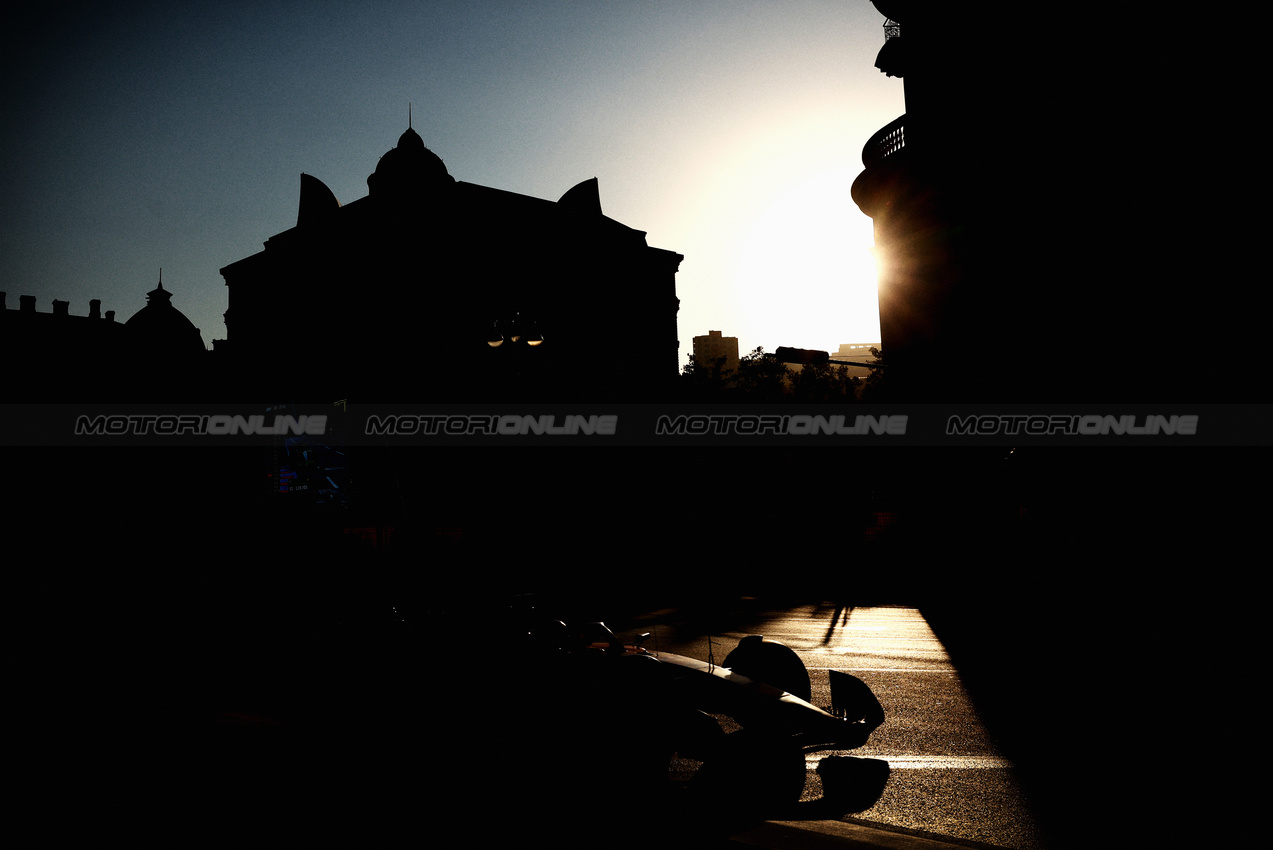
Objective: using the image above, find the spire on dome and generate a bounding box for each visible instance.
[125,272,206,358]
[146,270,173,306]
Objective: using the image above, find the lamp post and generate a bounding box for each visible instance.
[486,313,544,399]
[486,313,543,348]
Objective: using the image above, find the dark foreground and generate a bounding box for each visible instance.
[13,447,1253,848]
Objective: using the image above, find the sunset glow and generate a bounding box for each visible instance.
[2,2,900,365]
[733,164,881,353]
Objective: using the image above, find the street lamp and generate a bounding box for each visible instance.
[486,313,545,400]
[487,313,543,347]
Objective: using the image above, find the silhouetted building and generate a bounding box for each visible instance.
[123,279,206,359]
[850,5,1225,401]
[2,278,207,401]
[3,292,117,399]
[829,343,879,380]
[692,330,739,374]
[217,123,683,402]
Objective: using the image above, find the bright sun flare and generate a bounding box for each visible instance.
[732,166,880,353]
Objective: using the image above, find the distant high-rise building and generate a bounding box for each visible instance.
[692,330,739,374]
[829,343,880,380]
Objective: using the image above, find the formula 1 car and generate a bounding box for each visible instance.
[511,614,886,815]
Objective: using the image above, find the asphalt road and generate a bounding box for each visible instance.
[605,602,1049,850]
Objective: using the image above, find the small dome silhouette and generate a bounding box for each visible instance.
[368,125,452,196]
[397,125,425,149]
[124,278,206,358]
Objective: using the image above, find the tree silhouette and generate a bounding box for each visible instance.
[679,346,866,402]
[859,346,888,402]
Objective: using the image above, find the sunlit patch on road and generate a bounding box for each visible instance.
[705,604,1047,848]
[807,753,1014,770]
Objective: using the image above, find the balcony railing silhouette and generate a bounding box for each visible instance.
[861,114,905,168]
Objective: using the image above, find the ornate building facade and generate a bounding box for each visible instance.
[217,123,683,402]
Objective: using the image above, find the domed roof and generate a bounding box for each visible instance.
[124,277,206,358]
[396,124,426,149]
[367,122,453,196]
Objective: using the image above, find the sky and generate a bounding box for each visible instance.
[2,1,903,368]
